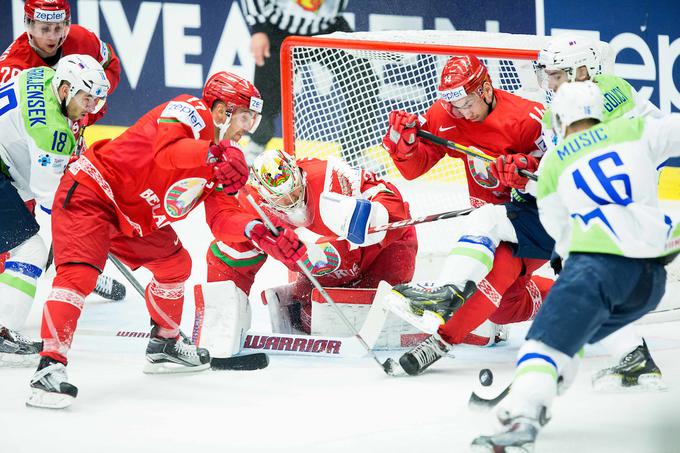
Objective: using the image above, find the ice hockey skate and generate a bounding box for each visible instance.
[144,327,211,374]
[0,326,42,367]
[398,333,451,376]
[26,356,78,409]
[471,416,540,453]
[392,280,476,323]
[92,273,127,301]
[592,340,667,391]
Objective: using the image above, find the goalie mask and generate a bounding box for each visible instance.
[437,55,493,119]
[52,54,110,114]
[251,149,307,215]
[202,71,263,141]
[24,0,72,54]
[536,35,602,91]
[551,81,603,140]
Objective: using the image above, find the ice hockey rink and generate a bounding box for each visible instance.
[1,200,679,453]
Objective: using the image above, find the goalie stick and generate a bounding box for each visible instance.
[246,194,405,376]
[313,207,474,244]
[106,254,268,371]
[417,130,538,182]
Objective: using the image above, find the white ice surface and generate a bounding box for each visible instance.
[1,205,680,453]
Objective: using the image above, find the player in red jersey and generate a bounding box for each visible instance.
[25,71,260,409]
[0,0,120,125]
[381,55,555,375]
[202,149,417,334]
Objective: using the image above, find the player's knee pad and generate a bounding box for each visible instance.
[53,263,100,296]
[193,280,251,358]
[6,233,48,272]
[148,247,192,284]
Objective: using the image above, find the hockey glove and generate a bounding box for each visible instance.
[209,140,249,193]
[489,154,538,189]
[247,221,306,269]
[382,110,419,160]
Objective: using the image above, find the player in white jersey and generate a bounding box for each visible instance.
[471,81,680,453]
[0,55,109,366]
[531,34,666,390]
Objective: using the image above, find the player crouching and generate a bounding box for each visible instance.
[195,149,417,351]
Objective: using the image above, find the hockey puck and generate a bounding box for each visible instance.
[479,368,493,387]
[211,353,269,371]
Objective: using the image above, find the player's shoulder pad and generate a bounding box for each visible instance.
[159,95,209,139]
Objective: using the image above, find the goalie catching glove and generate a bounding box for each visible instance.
[208,140,249,193]
[247,221,306,268]
[382,111,420,159]
[489,153,538,189]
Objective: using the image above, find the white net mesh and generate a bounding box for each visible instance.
[282,31,551,255]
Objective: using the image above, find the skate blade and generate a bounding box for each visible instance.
[26,387,75,409]
[143,361,210,375]
[385,291,442,334]
[0,352,40,368]
[592,373,668,392]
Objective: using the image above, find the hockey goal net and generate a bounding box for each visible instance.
[280,30,550,255]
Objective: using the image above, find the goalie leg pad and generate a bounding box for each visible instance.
[193,281,251,358]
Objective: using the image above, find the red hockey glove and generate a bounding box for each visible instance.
[382,110,419,160]
[248,222,307,269]
[209,140,249,193]
[489,154,538,189]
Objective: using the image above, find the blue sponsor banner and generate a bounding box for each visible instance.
[0,0,535,126]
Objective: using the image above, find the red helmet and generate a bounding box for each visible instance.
[24,0,71,23]
[437,55,491,103]
[203,71,263,136]
[202,71,262,113]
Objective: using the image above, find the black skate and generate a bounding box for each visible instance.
[399,333,450,376]
[592,339,666,391]
[92,273,127,301]
[0,326,43,367]
[144,328,210,374]
[393,281,476,323]
[471,416,540,453]
[26,356,78,409]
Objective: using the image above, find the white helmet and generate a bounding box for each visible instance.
[536,35,602,89]
[251,149,306,212]
[551,81,603,140]
[52,54,110,114]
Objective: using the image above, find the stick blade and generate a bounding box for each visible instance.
[211,353,269,371]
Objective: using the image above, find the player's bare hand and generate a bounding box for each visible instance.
[489,153,538,189]
[382,110,419,159]
[251,33,271,67]
[209,140,249,193]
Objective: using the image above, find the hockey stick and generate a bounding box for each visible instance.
[313,207,474,244]
[468,383,511,411]
[417,130,538,182]
[106,254,268,371]
[246,194,404,376]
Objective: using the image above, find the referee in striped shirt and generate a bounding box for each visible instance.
[240,0,352,160]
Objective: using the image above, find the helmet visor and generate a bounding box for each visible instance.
[71,90,106,114]
[232,109,262,134]
[26,20,69,40]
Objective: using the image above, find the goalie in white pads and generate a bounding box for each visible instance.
[534,33,666,390]
[471,82,680,453]
[196,149,417,353]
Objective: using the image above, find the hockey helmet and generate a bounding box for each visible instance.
[437,55,492,117]
[536,35,602,90]
[251,149,306,211]
[551,81,603,140]
[24,0,71,48]
[202,71,263,138]
[52,54,110,114]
